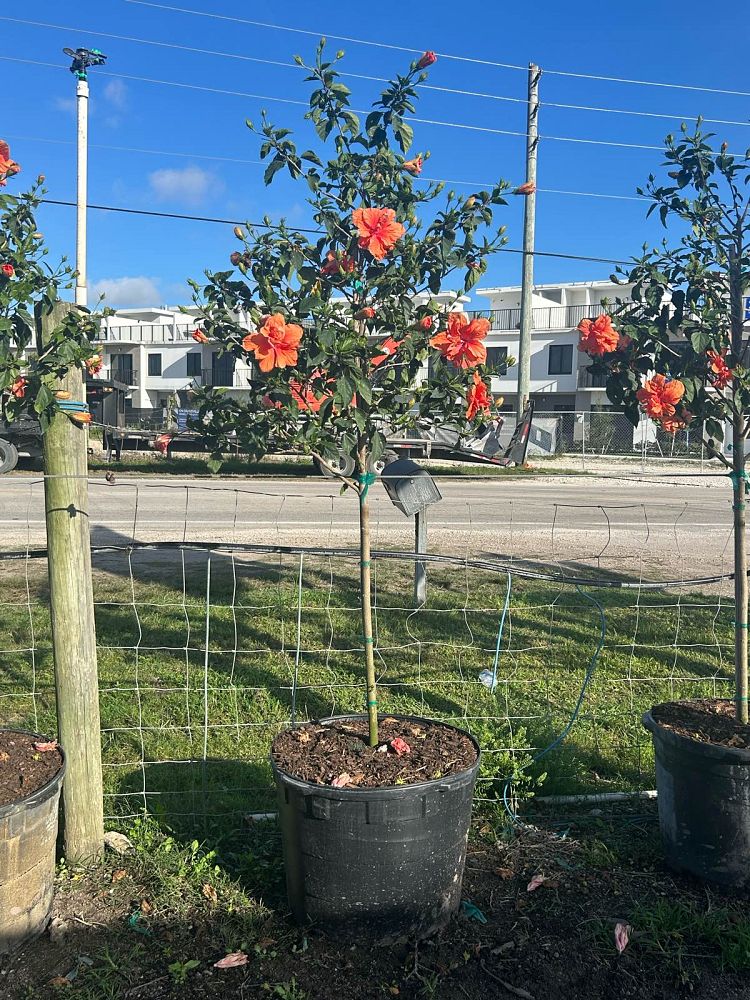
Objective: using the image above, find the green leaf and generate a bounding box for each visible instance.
[690,329,711,354]
[263,158,286,186]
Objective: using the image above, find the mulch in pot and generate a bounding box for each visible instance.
[651,699,750,750]
[0,731,63,807]
[271,717,477,788]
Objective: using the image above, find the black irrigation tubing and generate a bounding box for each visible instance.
[0,539,739,590]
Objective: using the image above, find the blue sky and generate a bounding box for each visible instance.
[2,1,746,307]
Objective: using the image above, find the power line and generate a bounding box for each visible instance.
[3,15,748,128]
[0,54,668,152]
[123,0,750,99]
[39,197,629,264]
[5,132,264,167]
[5,133,647,203]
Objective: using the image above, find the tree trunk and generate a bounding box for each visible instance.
[732,413,748,722]
[357,444,379,746]
[730,248,748,722]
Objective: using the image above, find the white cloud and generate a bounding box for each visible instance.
[148,165,221,206]
[103,79,127,110]
[53,96,77,116]
[90,276,163,307]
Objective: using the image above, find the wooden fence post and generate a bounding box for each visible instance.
[38,301,104,861]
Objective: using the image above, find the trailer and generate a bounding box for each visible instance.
[0,376,127,473]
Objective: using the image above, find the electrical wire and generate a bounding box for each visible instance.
[123,0,750,99]
[38,197,630,264]
[3,16,749,128]
[4,132,648,202]
[0,54,718,154]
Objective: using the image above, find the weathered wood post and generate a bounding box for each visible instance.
[37,300,104,860]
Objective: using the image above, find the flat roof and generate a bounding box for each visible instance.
[476,279,624,295]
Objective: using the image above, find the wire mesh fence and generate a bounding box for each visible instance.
[0,472,736,833]
[92,409,718,473]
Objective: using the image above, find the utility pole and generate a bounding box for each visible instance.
[516,63,541,417]
[63,47,107,308]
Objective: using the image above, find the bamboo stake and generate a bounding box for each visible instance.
[357,442,379,747]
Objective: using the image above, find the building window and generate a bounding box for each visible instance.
[548,344,573,375]
[486,346,509,375]
[211,352,235,387]
[186,352,201,377]
[148,353,162,377]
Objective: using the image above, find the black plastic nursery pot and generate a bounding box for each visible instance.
[644,701,750,886]
[271,714,481,934]
[0,730,66,953]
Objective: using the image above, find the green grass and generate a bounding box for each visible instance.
[620,898,750,974]
[0,549,733,839]
[84,451,583,478]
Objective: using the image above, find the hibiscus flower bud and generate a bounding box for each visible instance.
[419,316,434,330]
[192,329,209,344]
[230,251,242,266]
[402,155,423,175]
[465,196,476,209]
[355,306,376,320]
[1,264,14,278]
[37,174,45,184]
[233,226,244,240]
[721,141,729,153]
[417,51,437,69]
[514,181,536,196]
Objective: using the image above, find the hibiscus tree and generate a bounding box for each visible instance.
[0,145,99,427]
[190,43,510,746]
[578,123,750,721]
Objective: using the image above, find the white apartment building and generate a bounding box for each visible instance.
[96,306,255,417]
[93,293,469,420]
[472,279,629,412]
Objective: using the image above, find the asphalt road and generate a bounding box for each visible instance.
[0,472,734,585]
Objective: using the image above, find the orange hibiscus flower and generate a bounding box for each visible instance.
[321,251,356,277]
[192,329,209,344]
[0,140,20,187]
[577,315,619,356]
[85,355,103,376]
[636,374,685,419]
[660,411,691,434]
[429,312,489,369]
[371,336,403,368]
[466,370,491,420]
[290,379,326,412]
[10,376,26,399]
[402,156,423,175]
[351,207,405,261]
[242,314,303,373]
[707,349,733,390]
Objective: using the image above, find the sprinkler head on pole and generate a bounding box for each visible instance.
[63,47,108,81]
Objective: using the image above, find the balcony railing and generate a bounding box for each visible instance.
[578,366,608,389]
[468,302,609,332]
[108,367,138,386]
[97,324,196,343]
[198,368,236,387]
